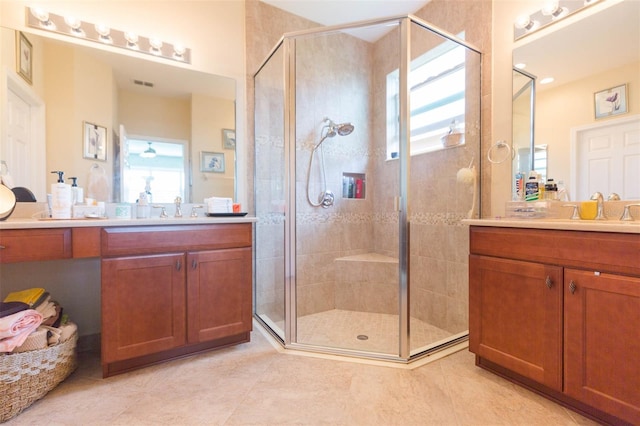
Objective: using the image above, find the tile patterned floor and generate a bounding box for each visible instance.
[3,324,600,426]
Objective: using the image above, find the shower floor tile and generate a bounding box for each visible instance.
[283,309,454,355]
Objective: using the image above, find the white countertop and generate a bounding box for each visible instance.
[0,216,256,230]
[464,218,640,234]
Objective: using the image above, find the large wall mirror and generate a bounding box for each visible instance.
[512,0,639,201]
[1,26,236,204]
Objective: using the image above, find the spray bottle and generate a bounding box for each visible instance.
[50,171,72,219]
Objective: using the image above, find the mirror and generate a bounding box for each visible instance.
[1,27,236,203]
[512,0,640,200]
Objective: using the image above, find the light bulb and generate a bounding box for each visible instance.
[30,7,55,29]
[95,23,110,36]
[149,38,163,55]
[515,15,533,30]
[124,32,139,49]
[94,24,112,43]
[173,44,186,56]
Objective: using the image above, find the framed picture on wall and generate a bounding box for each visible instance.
[222,129,236,149]
[16,31,33,84]
[594,84,628,119]
[83,121,108,161]
[201,151,225,173]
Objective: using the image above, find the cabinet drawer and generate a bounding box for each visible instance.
[101,223,252,257]
[0,228,72,263]
[470,226,640,276]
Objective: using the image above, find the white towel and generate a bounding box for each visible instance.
[205,197,233,213]
[0,309,43,352]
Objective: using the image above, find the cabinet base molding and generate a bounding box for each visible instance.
[102,332,250,378]
[476,356,633,426]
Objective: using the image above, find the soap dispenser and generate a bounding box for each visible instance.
[50,171,72,219]
[69,177,84,205]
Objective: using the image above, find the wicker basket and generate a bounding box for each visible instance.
[0,331,77,423]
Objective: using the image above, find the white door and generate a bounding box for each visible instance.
[2,72,46,201]
[572,115,640,201]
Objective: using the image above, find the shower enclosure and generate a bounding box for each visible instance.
[254,15,481,362]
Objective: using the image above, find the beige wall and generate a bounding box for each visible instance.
[45,41,114,196]
[191,94,236,202]
[537,61,640,195]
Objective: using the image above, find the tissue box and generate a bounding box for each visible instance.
[205,197,233,214]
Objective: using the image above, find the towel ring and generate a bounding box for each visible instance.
[487,140,514,164]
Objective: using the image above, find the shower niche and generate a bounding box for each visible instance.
[254,15,481,362]
[342,173,366,199]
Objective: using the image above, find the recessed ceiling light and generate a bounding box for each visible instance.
[540,77,555,84]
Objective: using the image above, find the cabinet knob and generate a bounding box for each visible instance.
[176,260,182,271]
[569,280,577,294]
[0,245,5,249]
[192,259,197,270]
[545,276,553,289]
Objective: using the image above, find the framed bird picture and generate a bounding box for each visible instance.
[594,84,627,119]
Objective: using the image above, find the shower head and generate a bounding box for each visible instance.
[336,122,354,136]
[323,118,354,138]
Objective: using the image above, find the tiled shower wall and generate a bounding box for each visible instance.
[249,0,492,337]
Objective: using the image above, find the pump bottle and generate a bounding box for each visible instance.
[50,171,72,219]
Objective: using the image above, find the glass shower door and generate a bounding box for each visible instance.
[254,44,286,341]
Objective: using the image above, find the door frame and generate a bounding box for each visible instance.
[1,67,46,200]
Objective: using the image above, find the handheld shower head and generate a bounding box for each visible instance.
[336,122,354,136]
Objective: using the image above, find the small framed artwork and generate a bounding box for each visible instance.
[222,129,236,149]
[83,121,107,161]
[16,31,33,84]
[594,84,628,119]
[201,151,225,173]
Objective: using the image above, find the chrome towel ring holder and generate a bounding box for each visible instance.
[487,140,514,164]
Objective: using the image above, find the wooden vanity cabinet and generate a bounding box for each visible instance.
[101,224,252,377]
[564,269,640,424]
[469,255,562,390]
[469,226,640,425]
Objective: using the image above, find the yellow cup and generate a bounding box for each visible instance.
[579,201,598,220]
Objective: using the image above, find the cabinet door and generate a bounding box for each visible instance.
[469,255,563,390]
[102,253,186,363]
[564,269,640,425]
[187,247,252,343]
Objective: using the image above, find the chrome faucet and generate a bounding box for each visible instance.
[589,192,606,220]
[174,196,183,218]
[620,204,640,221]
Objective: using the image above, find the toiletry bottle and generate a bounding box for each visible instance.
[50,171,72,219]
[557,180,570,202]
[515,171,525,200]
[525,173,539,201]
[545,178,558,200]
[537,173,545,200]
[69,177,83,205]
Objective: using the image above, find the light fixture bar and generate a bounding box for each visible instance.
[514,0,602,40]
[26,7,191,64]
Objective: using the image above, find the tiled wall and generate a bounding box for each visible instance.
[249,0,492,337]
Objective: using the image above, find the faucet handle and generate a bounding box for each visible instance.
[152,205,168,218]
[190,205,204,218]
[620,204,640,221]
[562,204,581,220]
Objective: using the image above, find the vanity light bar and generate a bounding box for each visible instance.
[514,0,602,40]
[26,7,191,64]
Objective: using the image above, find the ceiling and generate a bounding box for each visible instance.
[261,0,431,41]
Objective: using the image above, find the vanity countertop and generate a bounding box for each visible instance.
[464,218,640,234]
[0,216,257,230]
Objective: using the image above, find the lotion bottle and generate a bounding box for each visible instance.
[69,177,84,205]
[50,171,72,219]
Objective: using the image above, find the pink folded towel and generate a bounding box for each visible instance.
[0,309,43,352]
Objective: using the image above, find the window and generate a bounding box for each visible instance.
[387,34,467,159]
[123,137,187,203]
